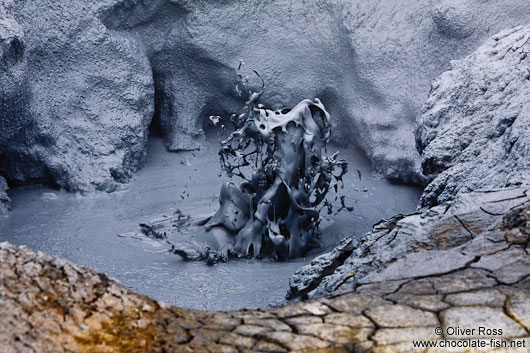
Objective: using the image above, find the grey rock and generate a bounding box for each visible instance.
[396,279,437,296]
[287,188,530,300]
[355,279,409,297]
[491,258,530,285]
[364,305,439,328]
[417,25,530,208]
[323,313,373,328]
[171,0,530,183]
[388,294,450,312]
[0,0,31,186]
[5,0,530,189]
[99,0,241,152]
[0,0,28,137]
[505,290,530,332]
[431,0,476,39]
[323,294,391,315]
[173,0,530,184]
[0,176,10,216]
[471,246,528,272]
[444,289,506,307]
[440,307,527,339]
[0,0,154,192]
[2,234,530,351]
[430,268,497,294]
[0,2,20,210]
[372,327,439,346]
[358,248,474,283]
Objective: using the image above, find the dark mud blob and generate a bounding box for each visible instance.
[158,93,350,264]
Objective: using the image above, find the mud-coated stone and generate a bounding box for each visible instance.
[444,289,506,307]
[0,176,9,215]
[0,0,154,192]
[387,294,450,312]
[324,313,374,328]
[416,25,530,207]
[5,1,530,190]
[430,269,498,294]
[491,258,530,285]
[288,188,530,300]
[505,291,530,332]
[0,0,31,192]
[365,305,439,328]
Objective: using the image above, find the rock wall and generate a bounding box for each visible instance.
[3,0,530,192]
[1,0,154,192]
[288,187,530,300]
[160,0,530,183]
[0,176,10,215]
[0,0,32,186]
[99,0,243,152]
[417,25,530,208]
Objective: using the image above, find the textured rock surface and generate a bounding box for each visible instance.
[0,0,30,187]
[333,0,530,182]
[0,0,154,192]
[3,1,530,190]
[1,199,530,352]
[417,25,530,208]
[99,0,242,152]
[0,176,10,215]
[0,1,23,215]
[155,0,530,183]
[0,0,28,137]
[288,187,530,300]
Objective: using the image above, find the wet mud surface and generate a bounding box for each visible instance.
[0,136,421,310]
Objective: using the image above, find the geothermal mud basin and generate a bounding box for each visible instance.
[0,135,421,310]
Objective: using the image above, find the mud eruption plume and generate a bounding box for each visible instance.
[205,91,349,260]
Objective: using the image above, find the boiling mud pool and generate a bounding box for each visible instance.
[0,136,421,310]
